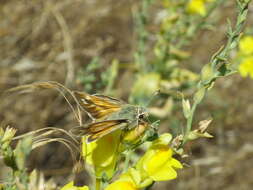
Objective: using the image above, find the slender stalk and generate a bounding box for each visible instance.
[95,178,101,190]
[123,151,132,172]
[183,103,197,144]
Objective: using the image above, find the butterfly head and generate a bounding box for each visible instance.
[137,106,149,120]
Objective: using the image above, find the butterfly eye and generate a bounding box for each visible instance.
[139,113,147,119]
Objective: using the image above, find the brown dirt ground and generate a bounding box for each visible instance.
[0,0,253,189]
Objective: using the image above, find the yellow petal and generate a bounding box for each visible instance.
[170,158,183,169]
[239,63,249,77]
[149,165,178,181]
[187,0,206,16]
[129,168,142,186]
[61,181,89,190]
[238,56,253,78]
[138,145,182,182]
[144,148,172,175]
[136,148,155,173]
[115,168,146,188]
[92,132,119,167]
[82,130,121,178]
[94,156,117,179]
[239,36,253,55]
[138,178,153,188]
[115,168,149,188]
[82,137,97,165]
[151,133,172,148]
[105,181,138,190]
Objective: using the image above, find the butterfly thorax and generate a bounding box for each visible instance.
[104,104,147,129]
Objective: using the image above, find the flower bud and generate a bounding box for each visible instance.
[1,127,17,143]
[123,121,149,143]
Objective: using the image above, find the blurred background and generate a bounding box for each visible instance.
[0,0,253,189]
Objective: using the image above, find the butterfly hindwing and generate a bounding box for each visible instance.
[85,120,128,142]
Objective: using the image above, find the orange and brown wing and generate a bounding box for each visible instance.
[84,119,128,142]
[74,91,123,120]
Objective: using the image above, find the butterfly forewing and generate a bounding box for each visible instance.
[74,91,123,120]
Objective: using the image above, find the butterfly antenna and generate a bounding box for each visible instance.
[144,89,161,108]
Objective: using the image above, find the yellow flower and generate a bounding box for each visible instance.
[122,121,149,144]
[238,56,253,78]
[105,181,138,190]
[136,133,183,181]
[61,181,89,190]
[82,130,121,178]
[105,168,139,190]
[106,134,182,189]
[239,36,253,55]
[105,168,152,190]
[187,0,206,16]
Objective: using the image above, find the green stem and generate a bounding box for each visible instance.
[123,151,132,172]
[212,1,250,65]
[183,103,197,144]
[95,178,101,190]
